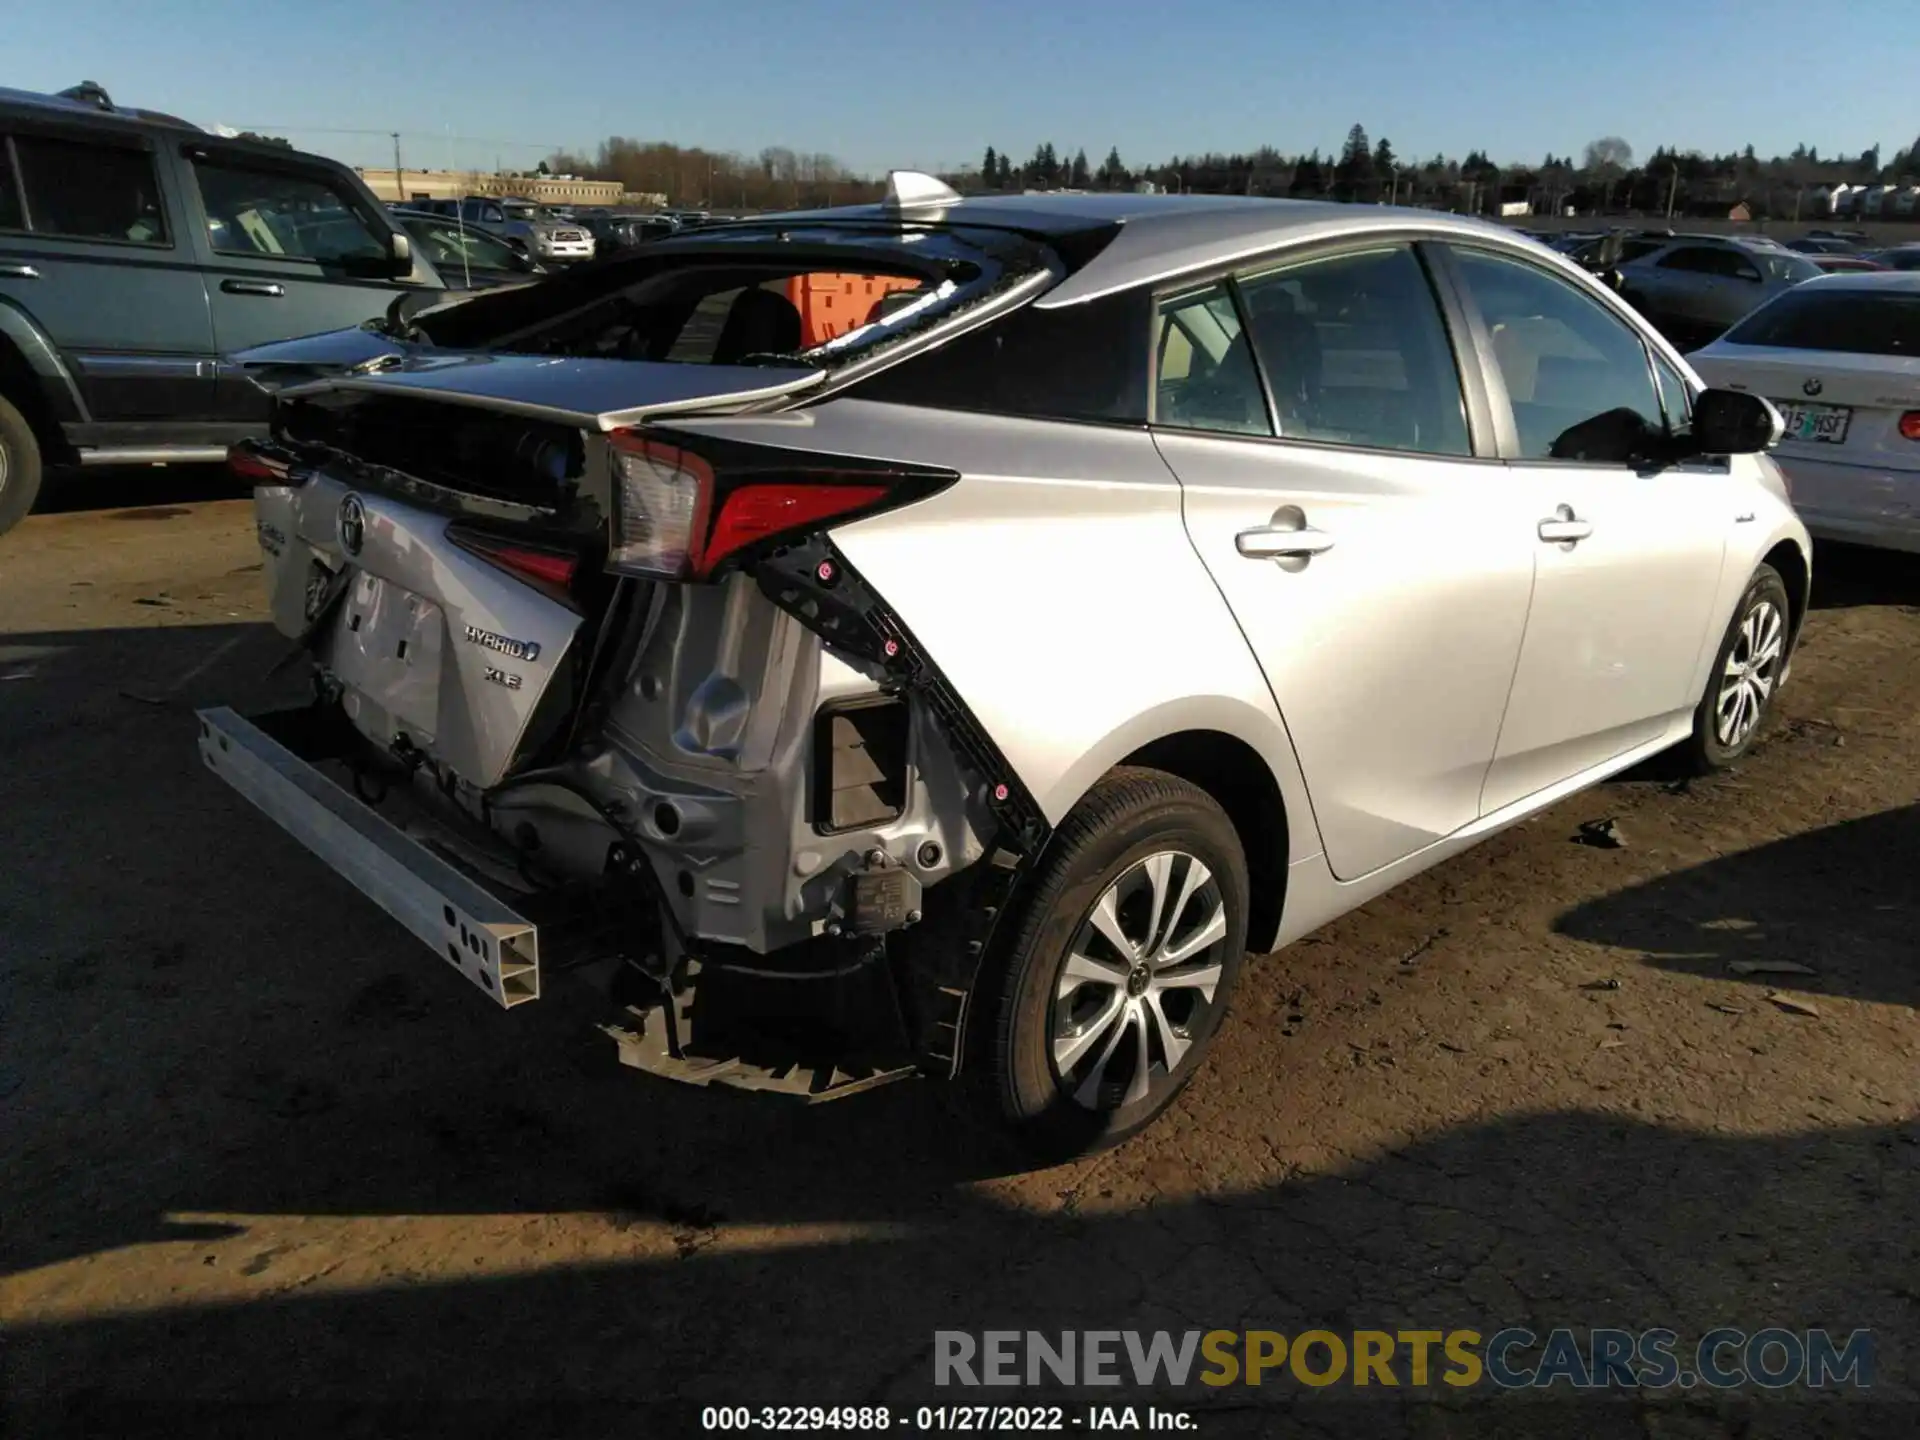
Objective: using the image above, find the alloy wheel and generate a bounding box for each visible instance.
[1050,851,1230,1111]
[1715,597,1784,750]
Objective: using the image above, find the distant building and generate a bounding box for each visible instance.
[356,167,624,206]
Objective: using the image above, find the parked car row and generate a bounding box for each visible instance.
[0,83,489,534]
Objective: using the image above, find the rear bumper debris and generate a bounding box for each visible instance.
[196,705,542,1008]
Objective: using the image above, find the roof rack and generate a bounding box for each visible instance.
[56,80,115,111]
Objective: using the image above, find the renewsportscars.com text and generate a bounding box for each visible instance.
[934,1328,1874,1391]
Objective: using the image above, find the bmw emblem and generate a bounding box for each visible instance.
[1802,377,1823,397]
[338,493,366,556]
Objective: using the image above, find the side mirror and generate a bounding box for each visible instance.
[388,229,412,276]
[1688,388,1782,455]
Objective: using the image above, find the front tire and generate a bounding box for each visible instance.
[968,768,1249,1162]
[1681,564,1791,772]
[0,393,46,539]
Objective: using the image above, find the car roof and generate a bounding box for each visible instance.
[0,83,202,136]
[760,192,1552,308]
[1794,270,1920,294]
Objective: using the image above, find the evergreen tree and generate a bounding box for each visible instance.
[996,153,1014,189]
[1290,150,1326,196]
[983,145,998,185]
[1069,148,1091,188]
[1096,146,1127,189]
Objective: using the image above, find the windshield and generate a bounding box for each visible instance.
[411,222,1065,371]
[398,215,523,274]
[1759,250,1823,284]
[1725,288,1920,357]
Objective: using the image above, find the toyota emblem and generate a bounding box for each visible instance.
[338,493,366,556]
[1802,377,1823,397]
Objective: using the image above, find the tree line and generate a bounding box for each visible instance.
[976,127,1920,218]
[546,126,1920,220]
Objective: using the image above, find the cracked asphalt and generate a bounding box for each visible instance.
[2,475,1918,1438]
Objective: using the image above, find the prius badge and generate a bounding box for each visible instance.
[338,493,367,556]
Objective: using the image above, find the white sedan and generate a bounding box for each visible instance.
[1690,272,1920,553]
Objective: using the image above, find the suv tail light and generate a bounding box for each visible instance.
[604,429,954,581]
[1899,411,1920,442]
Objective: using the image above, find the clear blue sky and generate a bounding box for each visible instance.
[10,0,1918,177]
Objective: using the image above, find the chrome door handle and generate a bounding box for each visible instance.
[1237,524,1336,559]
[221,279,285,297]
[0,263,39,279]
[1537,505,1592,544]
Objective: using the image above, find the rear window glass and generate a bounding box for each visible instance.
[1725,290,1920,357]
[851,289,1151,424]
[418,223,1060,372]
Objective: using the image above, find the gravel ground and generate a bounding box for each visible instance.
[2,475,1917,1438]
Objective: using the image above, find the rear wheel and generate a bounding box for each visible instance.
[0,392,45,539]
[967,768,1248,1162]
[1681,564,1791,772]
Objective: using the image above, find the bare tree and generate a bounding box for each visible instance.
[1582,136,1634,173]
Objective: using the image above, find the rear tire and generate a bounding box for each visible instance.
[0,393,45,539]
[965,768,1249,1163]
[1680,564,1791,773]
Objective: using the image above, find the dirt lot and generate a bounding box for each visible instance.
[3,474,1918,1438]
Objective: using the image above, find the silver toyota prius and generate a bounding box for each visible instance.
[202,176,1811,1159]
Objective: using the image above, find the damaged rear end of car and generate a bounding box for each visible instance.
[201,212,1080,1097]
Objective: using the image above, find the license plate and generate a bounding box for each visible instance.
[1772,400,1852,445]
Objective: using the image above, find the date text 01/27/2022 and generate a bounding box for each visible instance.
[699,1404,1195,1431]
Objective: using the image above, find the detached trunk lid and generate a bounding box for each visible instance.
[234,329,825,428]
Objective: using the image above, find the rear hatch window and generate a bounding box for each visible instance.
[1726,290,1920,357]
[407,222,1065,378]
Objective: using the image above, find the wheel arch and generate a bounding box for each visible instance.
[1118,728,1290,953]
[1762,537,1810,652]
[0,301,84,465]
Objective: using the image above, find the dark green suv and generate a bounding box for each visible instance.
[0,83,453,536]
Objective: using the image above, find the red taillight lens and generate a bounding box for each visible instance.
[605,431,895,581]
[706,483,887,573]
[227,442,285,482]
[447,525,581,602]
[1899,411,1920,442]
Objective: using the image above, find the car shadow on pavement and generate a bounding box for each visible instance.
[4,1107,1914,1438]
[1808,543,1920,612]
[1554,805,1920,1008]
[36,463,247,518]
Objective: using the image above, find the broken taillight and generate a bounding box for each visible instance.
[227,441,288,482]
[447,523,582,605]
[604,429,932,582]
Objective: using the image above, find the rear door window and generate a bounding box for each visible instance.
[0,140,22,231]
[1236,243,1471,456]
[1153,284,1270,435]
[12,134,168,244]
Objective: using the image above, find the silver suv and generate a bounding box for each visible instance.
[414,196,595,264]
[200,178,1808,1159]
